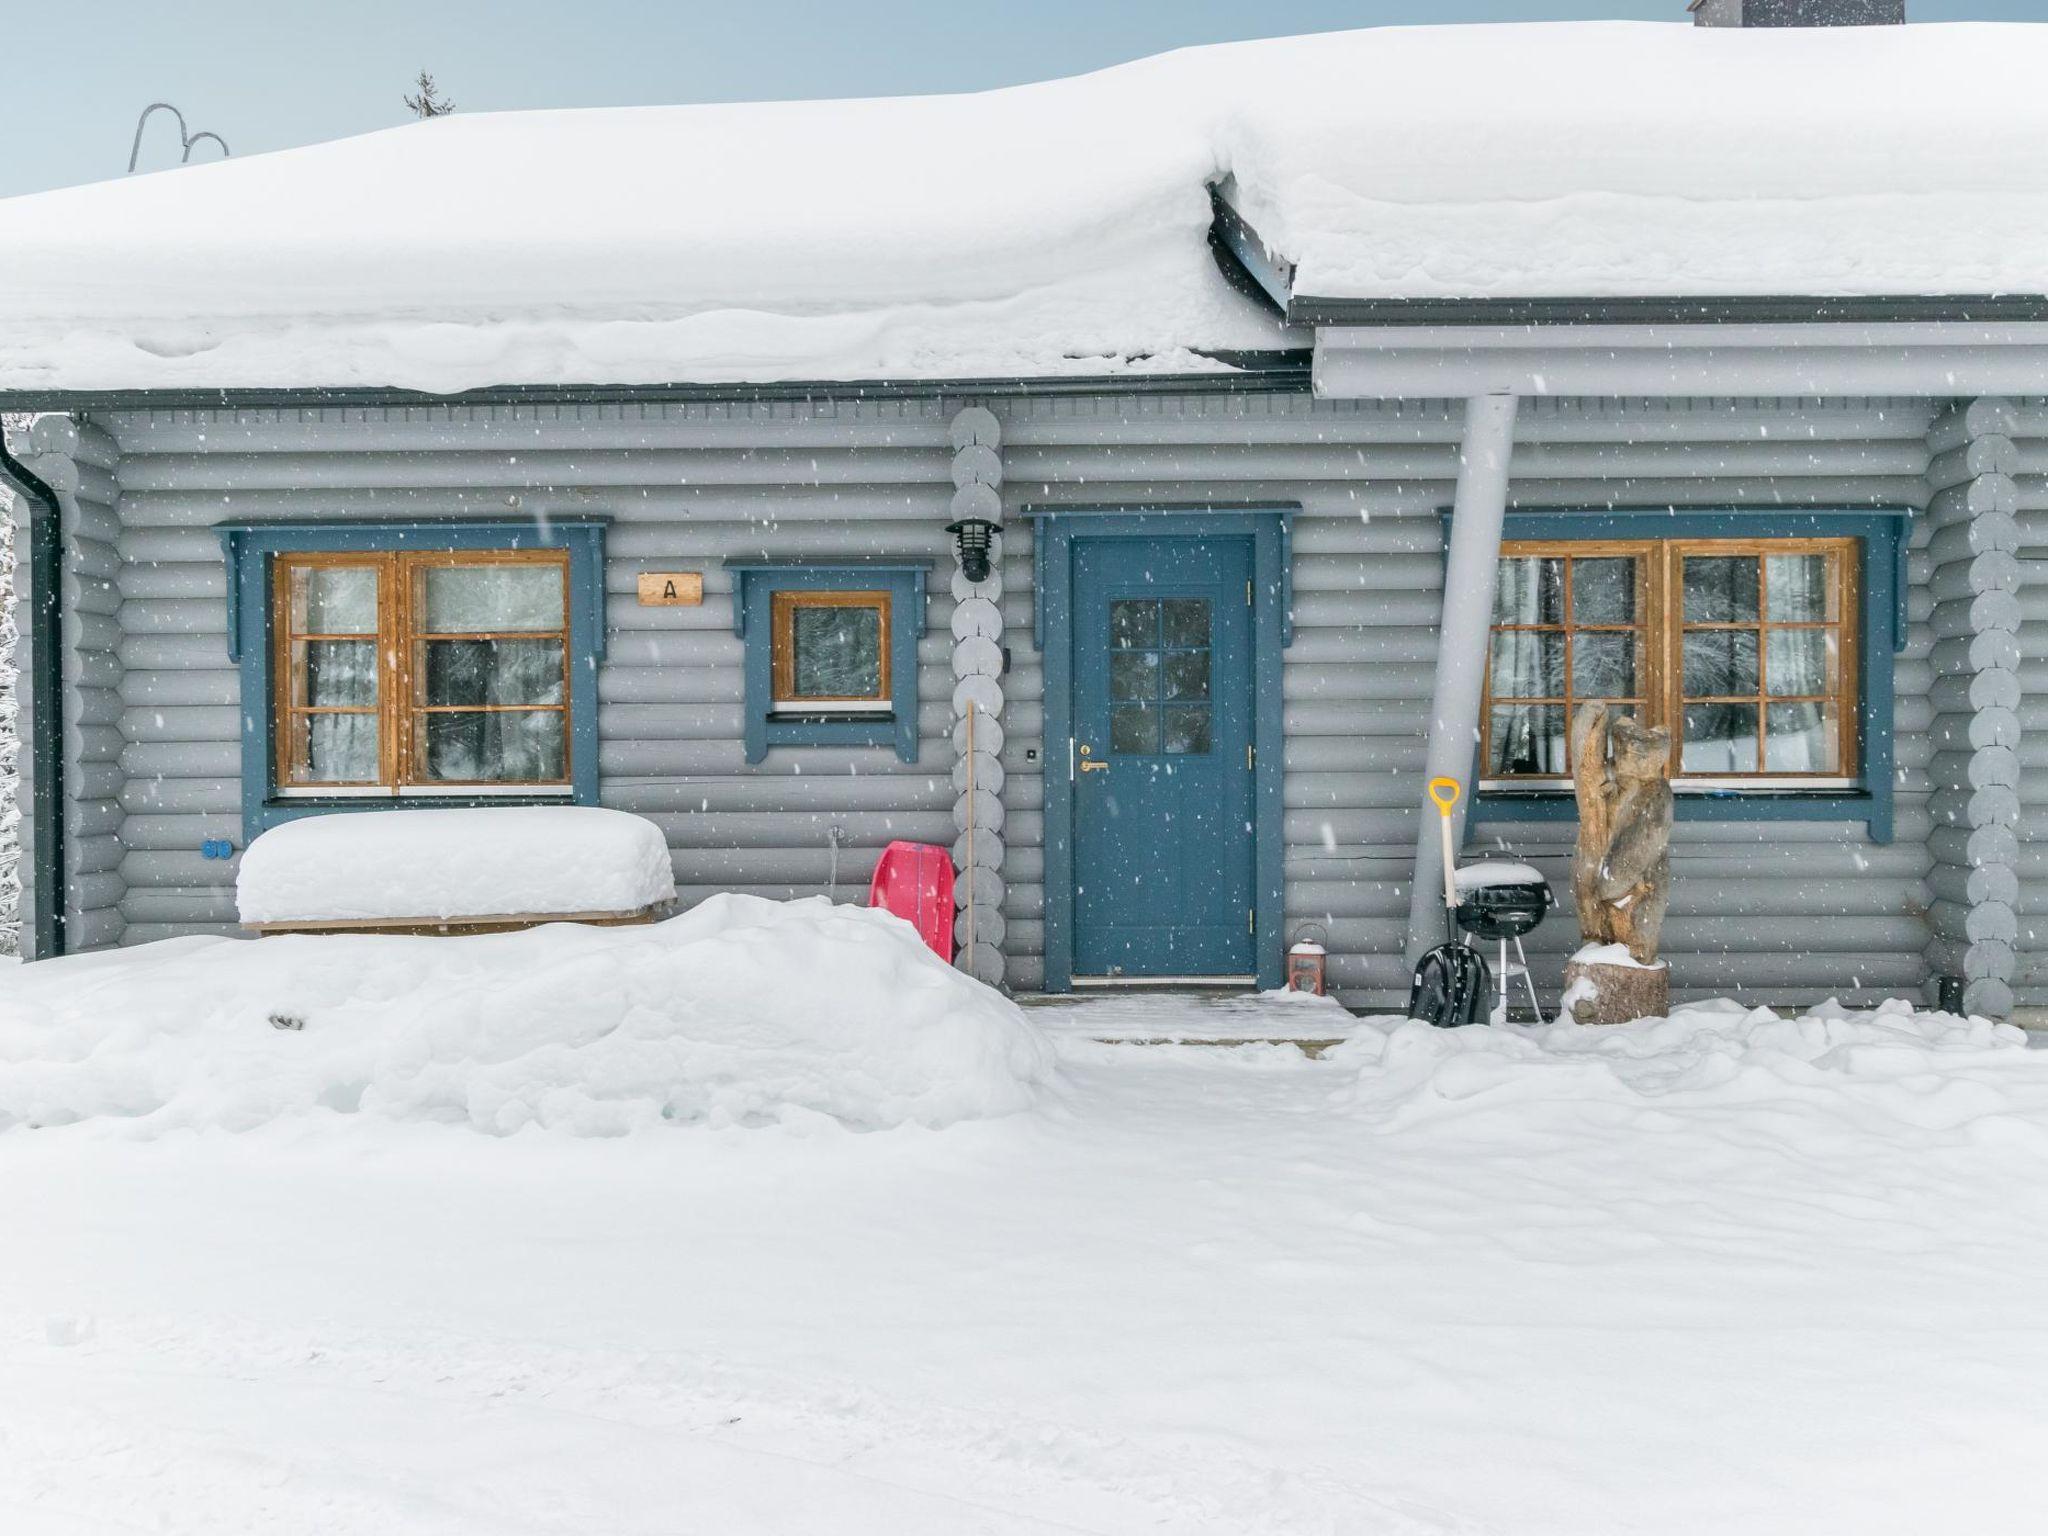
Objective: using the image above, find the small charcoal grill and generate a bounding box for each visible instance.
[1451,861,1553,1023]
[1454,879,1551,941]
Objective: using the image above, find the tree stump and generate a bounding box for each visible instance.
[1561,955,1670,1026]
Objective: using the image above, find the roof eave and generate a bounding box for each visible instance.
[0,354,1316,415]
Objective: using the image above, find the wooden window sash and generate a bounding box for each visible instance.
[272,548,573,794]
[1483,535,1857,786]
[769,589,892,709]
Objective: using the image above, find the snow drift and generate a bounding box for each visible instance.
[1336,998,2045,1139]
[0,895,1055,1136]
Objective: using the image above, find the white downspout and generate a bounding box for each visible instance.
[1405,392,1519,967]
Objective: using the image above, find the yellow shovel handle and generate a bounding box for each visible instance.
[1427,777,1461,911]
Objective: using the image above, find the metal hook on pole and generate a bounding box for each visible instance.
[127,102,230,173]
[128,102,188,173]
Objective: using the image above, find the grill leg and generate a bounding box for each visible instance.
[1515,934,1543,1023]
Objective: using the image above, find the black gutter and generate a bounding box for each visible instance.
[0,357,1315,416]
[0,428,64,959]
[1284,293,2048,328]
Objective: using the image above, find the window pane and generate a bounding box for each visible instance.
[1489,630,1564,698]
[1110,600,1158,649]
[423,638,564,706]
[1494,557,1564,625]
[301,713,379,782]
[1681,702,1758,773]
[422,710,566,782]
[1571,631,1637,697]
[1163,599,1209,649]
[421,564,564,633]
[1488,704,1568,775]
[1765,702,1840,773]
[1163,705,1211,755]
[1765,629,1834,697]
[1683,629,1760,697]
[1163,651,1210,701]
[790,604,883,698]
[1110,703,1157,755]
[1766,554,1833,622]
[292,566,378,634]
[298,640,376,707]
[1572,558,1636,624]
[1684,556,1761,623]
[1109,650,1157,701]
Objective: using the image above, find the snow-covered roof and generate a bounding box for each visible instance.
[3,21,2045,396]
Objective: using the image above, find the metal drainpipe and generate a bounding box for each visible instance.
[0,428,65,959]
[1405,392,1519,968]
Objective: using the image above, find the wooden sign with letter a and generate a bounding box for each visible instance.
[636,572,703,607]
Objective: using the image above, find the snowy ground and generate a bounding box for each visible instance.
[5,986,2048,1533]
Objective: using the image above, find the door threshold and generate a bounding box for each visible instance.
[1070,975,1258,989]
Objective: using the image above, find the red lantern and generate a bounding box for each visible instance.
[1286,925,1327,996]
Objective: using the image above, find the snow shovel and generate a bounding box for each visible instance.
[1406,777,1489,1028]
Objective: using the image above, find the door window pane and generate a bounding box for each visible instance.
[422,710,567,782]
[293,566,379,633]
[1765,629,1834,697]
[1110,600,1158,649]
[1487,704,1568,776]
[422,638,564,706]
[1162,651,1210,701]
[1572,632,1637,697]
[1110,703,1158,755]
[1572,558,1636,624]
[1682,703,1758,773]
[1162,599,1210,649]
[1163,706,1211,755]
[1683,556,1760,622]
[299,641,376,707]
[1109,651,1157,701]
[422,564,564,632]
[301,714,379,782]
[1491,631,1565,698]
[1494,557,1564,625]
[1767,554,1833,621]
[790,604,883,698]
[1683,630,1760,696]
[1765,702,1839,772]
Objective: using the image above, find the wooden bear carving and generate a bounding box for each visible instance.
[1570,702,1673,965]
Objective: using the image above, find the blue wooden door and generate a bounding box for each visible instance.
[1072,536,1256,977]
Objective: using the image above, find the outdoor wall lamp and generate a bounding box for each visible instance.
[946,517,1002,584]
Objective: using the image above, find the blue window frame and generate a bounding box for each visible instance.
[216,517,608,838]
[728,562,928,763]
[1454,508,1911,844]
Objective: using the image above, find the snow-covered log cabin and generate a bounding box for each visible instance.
[3,16,2046,1018]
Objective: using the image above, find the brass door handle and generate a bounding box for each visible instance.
[1080,758,1109,772]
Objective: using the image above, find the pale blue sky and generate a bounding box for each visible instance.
[7,0,2036,198]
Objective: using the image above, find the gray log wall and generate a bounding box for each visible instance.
[994,392,1937,1007]
[2009,399,2048,1012]
[11,416,127,951]
[1920,398,2022,1018]
[67,391,1947,1013]
[96,400,965,942]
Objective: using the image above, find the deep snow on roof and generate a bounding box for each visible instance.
[3,21,2046,395]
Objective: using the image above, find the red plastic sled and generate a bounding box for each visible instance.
[866,840,956,960]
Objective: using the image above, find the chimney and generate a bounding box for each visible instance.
[1690,0,1905,23]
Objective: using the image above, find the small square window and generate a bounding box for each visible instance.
[770,590,891,714]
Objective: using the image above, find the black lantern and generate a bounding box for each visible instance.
[947,518,1002,584]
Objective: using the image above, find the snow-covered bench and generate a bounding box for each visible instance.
[235,807,677,936]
